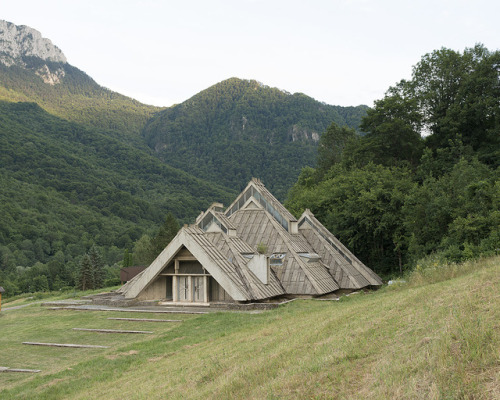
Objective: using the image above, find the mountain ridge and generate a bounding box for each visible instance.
[143,77,368,198]
[0,20,160,142]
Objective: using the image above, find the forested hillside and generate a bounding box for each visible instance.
[286,45,500,277]
[0,101,235,293]
[142,78,368,199]
[0,58,159,142]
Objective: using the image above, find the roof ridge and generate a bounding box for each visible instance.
[184,228,254,297]
[299,211,362,265]
[224,179,297,225]
[251,180,297,222]
[261,209,331,294]
[298,213,382,286]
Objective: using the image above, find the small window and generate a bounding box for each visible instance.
[298,253,320,263]
[270,253,285,266]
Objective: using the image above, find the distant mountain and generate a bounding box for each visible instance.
[143,77,368,199]
[0,21,235,274]
[0,20,159,142]
[0,20,66,65]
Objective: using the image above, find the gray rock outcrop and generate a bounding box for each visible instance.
[0,20,67,66]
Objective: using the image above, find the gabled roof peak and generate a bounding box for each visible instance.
[196,209,236,236]
[225,178,297,232]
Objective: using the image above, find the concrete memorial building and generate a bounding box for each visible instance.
[118,179,382,305]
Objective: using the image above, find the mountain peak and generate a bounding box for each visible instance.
[0,20,67,66]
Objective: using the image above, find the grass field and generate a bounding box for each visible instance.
[1,256,499,399]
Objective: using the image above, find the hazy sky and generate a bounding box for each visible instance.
[3,0,500,107]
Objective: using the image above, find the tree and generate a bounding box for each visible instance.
[88,245,104,289]
[356,87,424,168]
[122,248,132,268]
[316,123,356,176]
[46,250,68,289]
[32,275,49,292]
[408,45,499,166]
[132,234,154,265]
[404,158,499,262]
[78,254,93,291]
[357,45,500,170]
[78,245,104,290]
[150,213,180,259]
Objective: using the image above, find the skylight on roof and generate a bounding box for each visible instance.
[298,252,320,263]
[226,185,289,231]
[198,212,227,234]
[270,253,286,265]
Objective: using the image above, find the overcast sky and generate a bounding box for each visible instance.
[3,0,500,107]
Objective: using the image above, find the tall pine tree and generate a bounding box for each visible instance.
[88,245,104,289]
[78,254,93,291]
[78,245,104,290]
[150,213,180,259]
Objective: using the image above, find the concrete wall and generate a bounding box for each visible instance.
[137,276,167,300]
[209,277,233,302]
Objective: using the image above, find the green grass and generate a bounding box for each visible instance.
[1,256,499,399]
[2,286,122,306]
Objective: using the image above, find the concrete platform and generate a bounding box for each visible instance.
[42,293,298,314]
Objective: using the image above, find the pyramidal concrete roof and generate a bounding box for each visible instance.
[119,179,382,303]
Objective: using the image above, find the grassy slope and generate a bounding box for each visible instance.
[1,256,499,399]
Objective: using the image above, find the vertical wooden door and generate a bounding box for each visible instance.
[192,276,204,303]
[177,276,189,302]
[166,276,173,300]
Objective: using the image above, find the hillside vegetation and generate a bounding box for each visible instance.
[0,100,235,292]
[1,256,498,399]
[286,45,500,277]
[143,77,368,198]
[0,58,159,141]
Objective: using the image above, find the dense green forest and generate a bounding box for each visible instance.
[0,57,159,142]
[0,101,234,294]
[286,45,500,277]
[142,78,368,199]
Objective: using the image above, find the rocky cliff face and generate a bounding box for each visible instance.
[0,20,67,65]
[0,20,67,84]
